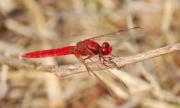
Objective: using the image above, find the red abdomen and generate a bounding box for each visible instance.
[22,46,75,58]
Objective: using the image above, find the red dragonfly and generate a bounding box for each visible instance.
[22,27,141,74]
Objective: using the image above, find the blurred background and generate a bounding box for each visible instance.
[0,0,179,108]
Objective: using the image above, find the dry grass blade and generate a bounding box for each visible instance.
[110,69,151,94]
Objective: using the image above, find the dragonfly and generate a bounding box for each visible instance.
[22,27,141,75]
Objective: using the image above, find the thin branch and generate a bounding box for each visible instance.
[0,43,180,77]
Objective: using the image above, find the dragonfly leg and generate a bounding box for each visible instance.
[77,56,93,75]
[75,54,90,74]
[83,61,93,75]
[83,55,94,61]
[100,56,120,69]
[107,56,122,69]
[84,48,105,76]
[101,58,112,68]
[98,54,104,65]
[79,49,95,75]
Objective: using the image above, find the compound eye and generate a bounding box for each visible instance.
[102,42,112,55]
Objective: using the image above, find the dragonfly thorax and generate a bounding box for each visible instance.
[101,42,112,56]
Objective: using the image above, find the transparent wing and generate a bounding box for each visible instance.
[88,27,144,42]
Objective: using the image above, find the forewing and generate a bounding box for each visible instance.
[89,27,144,42]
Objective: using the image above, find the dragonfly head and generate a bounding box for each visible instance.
[101,42,112,56]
